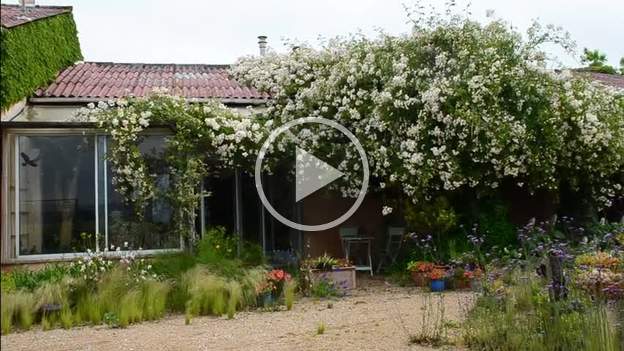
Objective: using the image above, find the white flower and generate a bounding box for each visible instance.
[382,206,393,216]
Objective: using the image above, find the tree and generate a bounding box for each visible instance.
[581,48,617,74]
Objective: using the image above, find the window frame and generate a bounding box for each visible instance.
[3,128,181,263]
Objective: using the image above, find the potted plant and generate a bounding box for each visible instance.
[257,269,291,306]
[407,261,434,286]
[464,268,484,292]
[429,268,447,292]
[304,254,357,290]
[450,266,470,290]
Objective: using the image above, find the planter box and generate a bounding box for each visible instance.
[410,271,429,287]
[309,266,357,290]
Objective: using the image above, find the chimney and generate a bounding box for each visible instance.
[257,36,267,56]
[20,0,35,8]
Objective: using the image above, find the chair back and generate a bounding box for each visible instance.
[339,226,359,240]
[387,227,405,239]
[385,227,405,252]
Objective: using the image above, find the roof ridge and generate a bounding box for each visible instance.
[82,61,232,68]
[0,4,73,10]
[1,4,73,28]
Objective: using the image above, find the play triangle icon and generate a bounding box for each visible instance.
[295,147,344,202]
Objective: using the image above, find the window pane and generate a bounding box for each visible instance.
[18,135,96,255]
[104,135,178,250]
[202,173,235,235]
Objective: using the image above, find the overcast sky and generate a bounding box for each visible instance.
[3,0,623,68]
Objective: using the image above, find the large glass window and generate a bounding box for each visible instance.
[202,173,235,234]
[18,135,96,255]
[16,133,180,257]
[103,135,178,250]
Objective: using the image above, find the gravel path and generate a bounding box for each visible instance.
[1,280,475,351]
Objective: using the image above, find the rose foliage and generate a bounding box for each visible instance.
[77,9,624,245]
[231,9,624,208]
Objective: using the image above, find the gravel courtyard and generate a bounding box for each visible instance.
[1,279,475,351]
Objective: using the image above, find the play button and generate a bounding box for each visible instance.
[255,117,369,231]
[295,147,344,202]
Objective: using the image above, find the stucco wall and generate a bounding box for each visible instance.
[301,190,384,260]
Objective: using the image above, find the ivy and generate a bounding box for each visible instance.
[0,13,82,110]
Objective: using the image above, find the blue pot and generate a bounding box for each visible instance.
[258,292,274,307]
[430,279,445,292]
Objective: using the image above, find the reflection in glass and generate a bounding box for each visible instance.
[18,135,96,255]
[103,135,178,250]
[202,172,235,234]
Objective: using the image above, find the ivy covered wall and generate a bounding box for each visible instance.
[0,13,82,110]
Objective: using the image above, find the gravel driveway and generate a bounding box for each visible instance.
[1,279,475,351]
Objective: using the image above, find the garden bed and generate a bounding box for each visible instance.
[0,279,475,351]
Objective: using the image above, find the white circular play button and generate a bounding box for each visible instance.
[255,117,369,231]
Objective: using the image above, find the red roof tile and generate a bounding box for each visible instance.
[33,62,269,102]
[584,72,624,90]
[1,4,72,28]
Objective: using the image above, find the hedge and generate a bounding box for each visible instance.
[0,13,82,110]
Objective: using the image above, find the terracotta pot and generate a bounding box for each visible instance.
[454,278,470,290]
[410,271,429,286]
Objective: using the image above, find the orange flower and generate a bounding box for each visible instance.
[429,268,446,280]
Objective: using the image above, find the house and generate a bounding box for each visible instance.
[0,3,385,267]
[4,3,621,268]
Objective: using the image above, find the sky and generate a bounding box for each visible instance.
[3,0,623,68]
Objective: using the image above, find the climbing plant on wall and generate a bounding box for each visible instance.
[0,13,82,110]
[76,91,271,247]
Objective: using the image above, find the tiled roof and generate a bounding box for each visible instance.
[1,4,72,28]
[583,72,624,90]
[33,62,269,102]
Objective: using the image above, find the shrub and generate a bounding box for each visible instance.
[195,227,267,279]
[463,273,620,350]
[7,264,69,291]
[310,279,340,298]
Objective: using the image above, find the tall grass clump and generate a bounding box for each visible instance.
[238,267,267,307]
[1,293,16,334]
[141,279,170,320]
[462,273,620,351]
[225,281,243,319]
[14,292,38,330]
[76,267,170,328]
[0,292,36,334]
[284,280,297,311]
[182,266,230,323]
[35,279,72,330]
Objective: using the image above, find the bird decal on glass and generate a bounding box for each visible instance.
[20,150,40,167]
